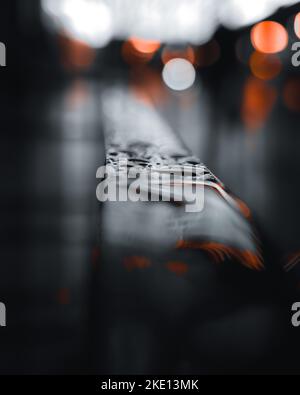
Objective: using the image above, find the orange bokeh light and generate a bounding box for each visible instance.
[251,21,288,54]
[58,34,96,71]
[129,37,161,54]
[295,13,300,39]
[124,256,151,271]
[196,40,221,68]
[242,77,278,130]
[283,78,300,113]
[122,40,156,65]
[249,51,282,81]
[166,261,189,276]
[161,46,195,65]
[129,67,168,107]
[65,79,89,109]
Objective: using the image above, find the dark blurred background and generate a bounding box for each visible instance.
[1,0,300,374]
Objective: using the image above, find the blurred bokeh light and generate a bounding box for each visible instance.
[196,40,221,68]
[42,0,300,48]
[42,0,114,48]
[251,21,289,54]
[241,77,278,130]
[283,78,300,112]
[220,0,299,28]
[249,51,282,80]
[129,38,161,54]
[295,12,300,37]
[162,59,196,91]
[162,46,196,65]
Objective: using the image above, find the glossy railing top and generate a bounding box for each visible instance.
[100,85,264,271]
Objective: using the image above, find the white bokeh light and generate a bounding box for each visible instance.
[220,0,300,28]
[42,0,300,46]
[219,0,277,28]
[42,0,113,48]
[162,59,196,91]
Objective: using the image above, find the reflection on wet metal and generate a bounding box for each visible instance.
[285,252,300,272]
[100,84,264,271]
